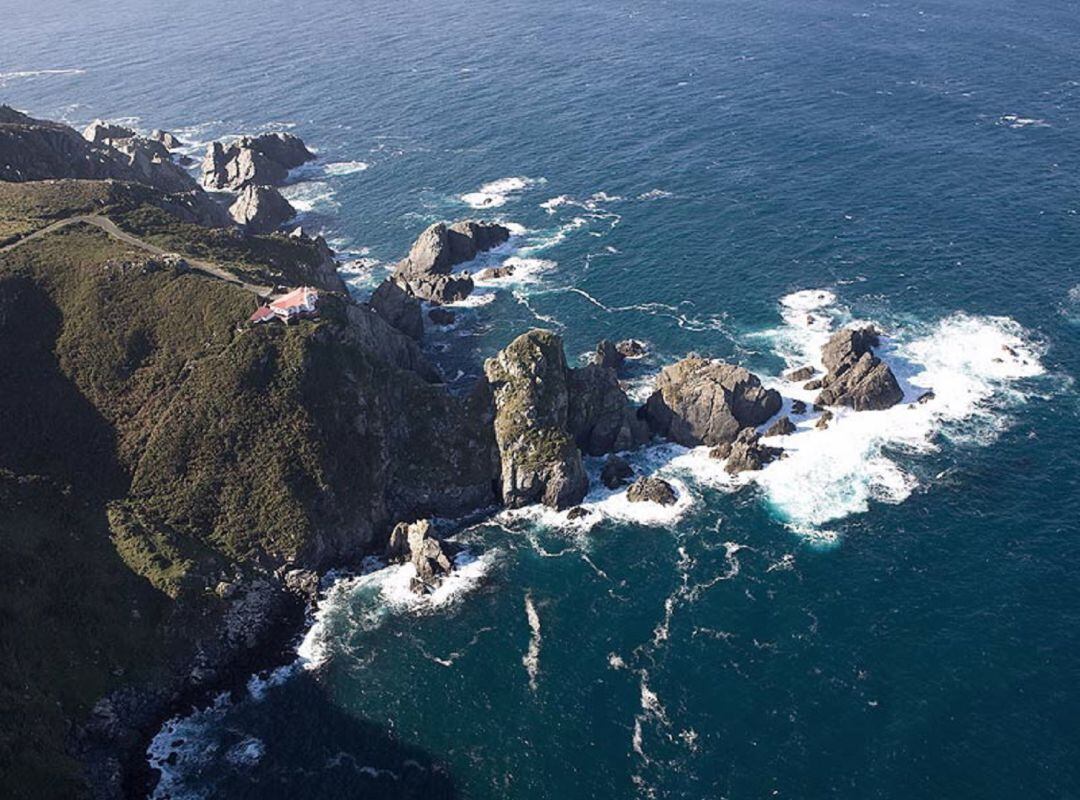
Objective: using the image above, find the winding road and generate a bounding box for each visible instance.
[0,214,272,296]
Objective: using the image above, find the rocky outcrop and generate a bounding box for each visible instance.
[370,279,424,341]
[714,429,782,474]
[150,129,183,149]
[791,400,808,415]
[567,363,650,456]
[592,339,624,371]
[476,264,515,280]
[483,330,588,510]
[626,476,677,505]
[643,357,781,447]
[764,416,796,437]
[601,455,634,489]
[392,220,511,304]
[386,519,454,593]
[228,184,296,234]
[616,339,648,359]
[201,132,314,190]
[814,327,903,411]
[786,365,815,382]
[0,107,196,193]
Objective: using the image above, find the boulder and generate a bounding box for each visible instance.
[764,416,796,437]
[150,129,184,149]
[483,330,588,510]
[814,327,902,411]
[642,357,782,447]
[201,132,314,190]
[616,339,648,359]
[567,364,649,456]
[399,272,474,305]
[626,476,677,506]
[566,506,590,521]
[791,400,808,415]
[915,389,935,405]
[815,410,834,430]
[476,264,515,280]
[593,339,625,371]
[786,365,815,382]
[723,429,782,475]
[600,455,634,489]
[370,279,423,341]
[428,307,456,326]
[228,184,296,234]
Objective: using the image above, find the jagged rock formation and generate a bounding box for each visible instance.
[483,330,588,509]
[0,106,196,194]
[643,357,781,447]
[593,339,625,371]
[814,327,903,411]
[228,184,296,233]
[150,129,183,149]
[201,132,314,190]
[764,415,796,437]
[626,476,677,505]
[370,279,424,340]
[392,220,510,304]
[786,365,815,382]
[567,363,650,455]
[712,429,783,474]
[617,339,648,359]
[386,519,454,593]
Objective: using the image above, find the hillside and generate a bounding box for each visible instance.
[0,178,496,797]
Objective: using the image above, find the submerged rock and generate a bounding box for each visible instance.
[626,476,677,506]
[814,327,902,411]
[643,357,781,447]
[483,330,589,510]
[370,279,423,340]
[201,132,314,190]
[600,455,635,489]
[616,339,648,359]
[228,184,295,234]
[427,307,456,326]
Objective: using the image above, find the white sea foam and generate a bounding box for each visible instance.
[687,291,1046,537]
[1000,114,1050,129]
[0,68,85,87]
[225,737,266,767]
[323,160,370,176]
[461,176,545,208]
[637,189,674,201]
[473,256,557,287]
[522,593,542,691]
[280,180,339,213]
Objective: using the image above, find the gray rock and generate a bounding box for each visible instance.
[150,129,184,149]
[791,400,808,415]
[723,429,782,474]
[476,264,516,280]
[392,220,510,304]
[82,119,136,145]
[915,389,935,405]
[201,132,314,190]
[386,520,454,593]
[567,364,649,456]
[786,365,815,382]
[228,184,295,234]
[566,506,590,520]
[814,327,903,411]
[643,357,782,447]
[593,339,625,371]
[370,280,424,341]
[600,455,635,489]
[626,476,677,505]
[483,330,589,510]
[764,416,796,437]
[616,339,648,359]
[815,410,834,430]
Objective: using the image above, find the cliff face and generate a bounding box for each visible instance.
[0,181,496,797]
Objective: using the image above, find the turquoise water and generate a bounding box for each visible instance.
[4,0,1079,796]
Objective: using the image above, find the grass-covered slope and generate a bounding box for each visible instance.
[0,197,495,796]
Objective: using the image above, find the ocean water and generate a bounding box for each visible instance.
[4,0,1079,797]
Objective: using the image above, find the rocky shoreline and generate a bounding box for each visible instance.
[1,104,919,799]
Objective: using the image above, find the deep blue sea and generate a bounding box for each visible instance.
[4,0,1079,797]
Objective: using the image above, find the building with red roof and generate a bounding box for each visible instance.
[248,286,319,325]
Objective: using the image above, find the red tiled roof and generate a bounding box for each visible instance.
[248,305,276,324]
[270,286,318,317]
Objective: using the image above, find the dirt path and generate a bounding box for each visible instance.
[0,215,272,296]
